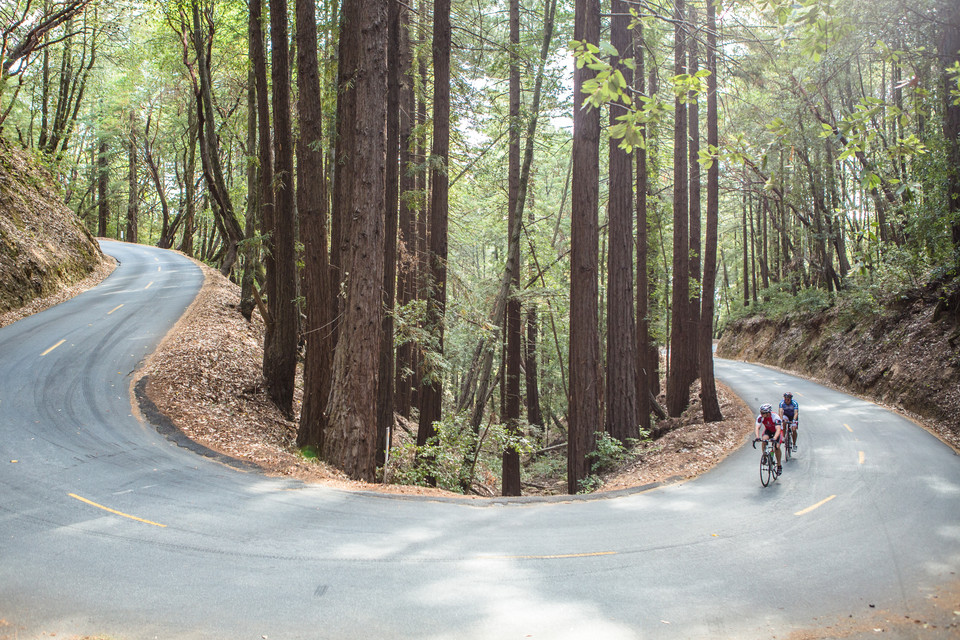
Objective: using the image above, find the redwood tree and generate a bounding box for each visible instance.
[605,0,638,443]
[323,0,388,481]
[262,0,298,416]
[667,0,694,418]
[416,0,451,457]
[699,0,722,422]
[568,0,601,494]
[296,0,334,449]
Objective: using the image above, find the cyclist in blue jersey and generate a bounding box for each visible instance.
[779,392,799,452]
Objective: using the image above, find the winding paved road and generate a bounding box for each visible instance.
[1,241,958,639]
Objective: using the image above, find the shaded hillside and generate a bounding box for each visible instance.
[717,278,960,449]
[0,139,101,313]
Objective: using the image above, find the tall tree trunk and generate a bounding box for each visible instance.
[635,17,652,431]
[239,29,258,321]
[416,0,451,460]
[125,111,138,243]
[394,0,416,420]
[297,0,334,449]
[377,0,401,470]
[180,103,198,256]
[699,0,722,422]
[942,3,960,267]
[568,0,601,494]
[97,138,108,237]
[250,0,272,304]
[501,0,522,496]
[499,0,536,495]
[605,0,637,442]
[686,0,701,367]
[262,0,299,416]
[667,0,693,418]
[742,194,750,305]
[323,0,388,481]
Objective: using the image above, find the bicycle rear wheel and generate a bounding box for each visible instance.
[760,450,773,486]
[783,431,791,462]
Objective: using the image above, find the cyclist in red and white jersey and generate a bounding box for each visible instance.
[754,403,783,474]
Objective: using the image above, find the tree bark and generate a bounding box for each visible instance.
[501,0,522,496]
[125,111,138,243]
[394,0,416,420]
[262,0,299,416]
[323,0,388,481]
[97,138,108,237]
[605,0,637,443]
[635,17,652,431]
[942,4,960,265]
[296,0,334,449]
[180,102,198,256]
[667,0,693,418]
[377,0,401,470]
[568,0,601,494]
[699,0,722,422]
[416,0,451,460]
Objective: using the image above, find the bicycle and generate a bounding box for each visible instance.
[782,423,792,463]
[753,437,780,487]
[783,420,799,458]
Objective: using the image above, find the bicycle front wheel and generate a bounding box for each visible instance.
[760,451,773,487]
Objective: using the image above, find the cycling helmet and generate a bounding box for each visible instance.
[783,392,793,398]
[760,403,773,414]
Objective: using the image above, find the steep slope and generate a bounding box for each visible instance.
[717,278,960,449]
[0,138,102,314]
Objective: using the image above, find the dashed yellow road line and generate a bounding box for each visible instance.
[483,551,617,560]
[68,493,166,528]
[41,339,66,356]
[843,423,853,433]
[795,495,837,516]
[107,304,124,315]
[859,451,865,465]
[144,281,154,290]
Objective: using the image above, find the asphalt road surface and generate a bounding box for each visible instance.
[1,241,958,639]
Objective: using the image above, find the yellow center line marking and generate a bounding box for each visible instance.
[68,493,166,528]
[158,266,162,272]
[41,339,66,356]
[483,551,617,560]
[107,304,124,315]
[795,495,837,516]
[859,451,865,465]
[144,281,154,290]
[843,423,853,433]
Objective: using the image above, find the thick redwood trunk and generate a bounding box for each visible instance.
[416,0,451,462]
[323,0,388,481]
[667,0,693,417]
[568,0,601,494]
[296,0,334,448]
[605,0,637,442]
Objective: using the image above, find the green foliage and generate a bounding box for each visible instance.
[576,431,647,493]
[385,415,536,493]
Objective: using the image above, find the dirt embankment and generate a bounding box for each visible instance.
[717,279,960,450]
[0,138,101,314]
